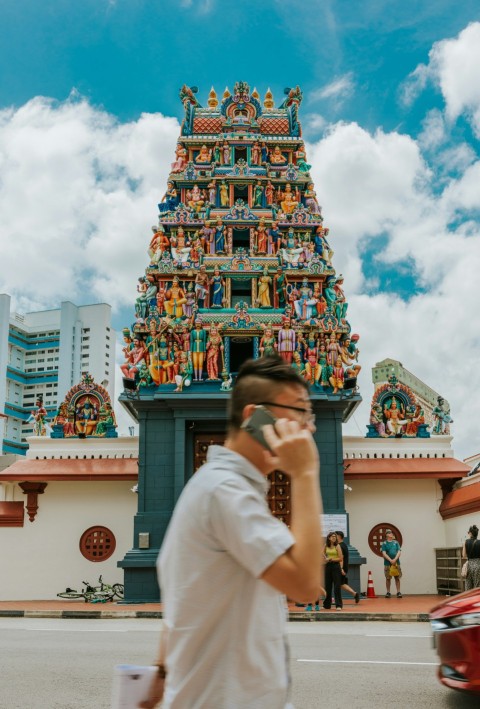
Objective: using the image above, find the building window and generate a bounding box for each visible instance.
[368,524,403,557]
[79,526,116,562]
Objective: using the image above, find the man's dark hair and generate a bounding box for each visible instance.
[227,356,309,431]
[335,530,345,540]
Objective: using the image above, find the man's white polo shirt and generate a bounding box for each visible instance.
[158,445,295,709]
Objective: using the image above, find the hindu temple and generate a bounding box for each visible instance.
[118,82,364,602]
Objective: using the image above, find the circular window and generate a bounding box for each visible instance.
[79,526,116,562]
[368,523,403,557]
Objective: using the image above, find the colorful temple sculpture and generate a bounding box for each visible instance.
[121,81,361,392]
[366,373,430,438]
[51,373,117,439]
[118,82,364,603]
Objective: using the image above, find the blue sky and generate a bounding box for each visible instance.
[1,1,480,455]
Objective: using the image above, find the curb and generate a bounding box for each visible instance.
[0,609,429,622]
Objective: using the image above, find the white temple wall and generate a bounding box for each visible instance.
[346,478,446,595]
[0,481,136,600]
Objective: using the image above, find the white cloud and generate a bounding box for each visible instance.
[403,22,480,136]
[0,95,180,314]
[309,73,354,105]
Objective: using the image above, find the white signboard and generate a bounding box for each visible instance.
[321,514,348,536]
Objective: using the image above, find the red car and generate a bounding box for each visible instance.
[430,588,480,694]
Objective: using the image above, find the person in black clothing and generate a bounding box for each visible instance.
[462,524,480,590]
[335,531,360,604]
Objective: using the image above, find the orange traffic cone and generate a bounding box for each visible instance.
[367,570,376,598]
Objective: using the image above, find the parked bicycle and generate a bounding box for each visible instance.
[57,575,124,603]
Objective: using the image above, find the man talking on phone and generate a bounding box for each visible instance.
[141,356,324,709]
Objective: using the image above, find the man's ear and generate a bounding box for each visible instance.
[242,403,257,423]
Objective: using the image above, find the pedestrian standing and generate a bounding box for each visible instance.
[323,532,344,610]
[335,531,360,604]
[381,529,402,598]
[140,356,323,708]
[462,524,480,590]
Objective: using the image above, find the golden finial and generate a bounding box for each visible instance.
[208,86,218,109]
[252,87,259,100]
[264,87,274,109]
[222,86,231,101]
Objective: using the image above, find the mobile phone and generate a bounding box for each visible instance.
[241,405,277,451]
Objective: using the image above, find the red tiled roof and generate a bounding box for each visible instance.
[193,117,223,134]
[0,458,138,481]
[344,457,469,480]
[439,482,480,519]
[258,117,290,135]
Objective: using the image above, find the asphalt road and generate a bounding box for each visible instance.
[0,618,478,709]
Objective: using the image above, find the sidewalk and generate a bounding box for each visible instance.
[0,595,445,621]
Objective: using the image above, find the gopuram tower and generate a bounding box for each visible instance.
[119,82,363,602]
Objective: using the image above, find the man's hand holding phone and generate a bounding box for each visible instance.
[262,417,319,480]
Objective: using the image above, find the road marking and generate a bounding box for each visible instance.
[366,634,431,638]
[297,659,437,666]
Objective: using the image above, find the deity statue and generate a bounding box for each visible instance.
[75,397,99,436]
[154,336,175,384]
[326,332,342,367]
[255,218,268,254]
[194,265,209,308]
[174,352,193,392]
[259,326,277,357]
[295,145,311,173]
[30,396,47,436]
[135,277,157,319]
[121,337,148,380]
[164,276,187,319]
[304,336,322,388]
[253,180,264,208]
[219,180,229,207]
[171,143,188,173]
[273,267,288,308]
[291,351,305,377]
[405,404,425,436]
[195,144,212,164]
[210,267,225,308]
[329,357,345,395]
[280,228,303,266]
[206,326,224,380]
[222,141,231,165]
[268,221,282,254]
[207,181,216,206]
[294,278,315,321]
[148,226,170,265]
[257,268,272,308]
[53,402,75,437]
[318,343,331,387]
[249,141,259,166]
[158,181,178,213]
[94,402,116,436]
[384,397,407,435]
[156,282,167,315]
[277,320,296,363]
[213,141,221,163]
[214,219,225,253]
[170,227,191,265]
[270,145,287,164]
[431,396,453,435]
[314,226,333,265]
[198,220,214,254]
[333,275,348,322]
[304,183,321,214]
[265,180,274,206]
[187,185,205,214]
[188,231,203,265]
[183,282,197,319]
[370,403,387,437]
[280,183,298,215]
[190,319,207,381]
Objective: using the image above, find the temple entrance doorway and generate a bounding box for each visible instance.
[232,226,250,251]
[233,184,248,204]
[231,277,252,307]
[228,336,254,373]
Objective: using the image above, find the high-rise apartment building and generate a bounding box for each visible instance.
[372,357,450,428]
[0,295,115,454]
